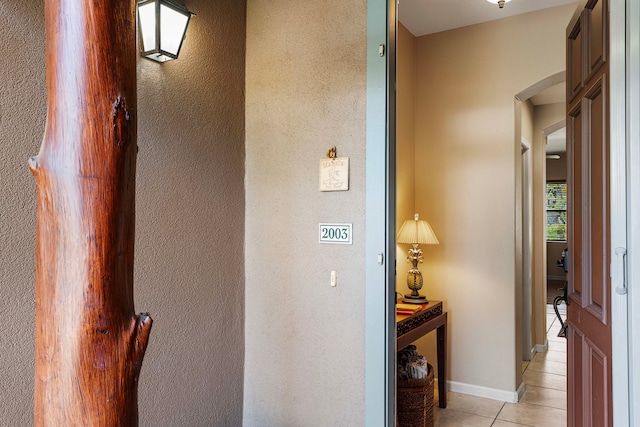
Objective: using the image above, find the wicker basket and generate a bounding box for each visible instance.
[397,363,434,427]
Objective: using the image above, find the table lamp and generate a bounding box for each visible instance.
[397,213,440,304]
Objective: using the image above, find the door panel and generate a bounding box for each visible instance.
[587,0,607,77]
[568,104,583,302]
[587,339,608,424]
[568,23,583,102]
[568,326,584,427]
[585,76,608,322]
[566,0,612,425]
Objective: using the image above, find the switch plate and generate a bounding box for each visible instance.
[331,270,337,287]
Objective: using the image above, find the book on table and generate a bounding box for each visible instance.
[396,303,423,315]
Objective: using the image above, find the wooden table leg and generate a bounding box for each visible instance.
[437,314,447,408]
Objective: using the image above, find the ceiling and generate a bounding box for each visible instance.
[530,83,565,106]
[399,0,577,37]
[546,127,566,154]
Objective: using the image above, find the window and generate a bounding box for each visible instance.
[546,182,567,241]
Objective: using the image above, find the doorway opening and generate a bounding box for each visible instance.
[376,1,626,422]
[515,74,567,402]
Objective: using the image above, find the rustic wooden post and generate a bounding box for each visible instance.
[29,0,152,425]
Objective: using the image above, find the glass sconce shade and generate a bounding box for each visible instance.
[138,0,192,62]
[486,0,511,7]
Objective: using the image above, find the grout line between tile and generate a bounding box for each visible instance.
[492,401,508,423]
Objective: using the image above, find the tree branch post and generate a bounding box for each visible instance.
[30,0,152,425]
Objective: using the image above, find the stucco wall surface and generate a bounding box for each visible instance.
[0,3,43,425]
[0,1,246,426]
[244,0,367,425]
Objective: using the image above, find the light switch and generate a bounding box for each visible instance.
[331,270,337,287]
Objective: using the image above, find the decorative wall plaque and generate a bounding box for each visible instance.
[319,147,349,192]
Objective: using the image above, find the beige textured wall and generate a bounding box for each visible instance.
[397,23,417,298]
[0,3,43,424]
[244,0,367,425]
[547,153,568,181]
[412,5,575,395]
[0,1,246,426]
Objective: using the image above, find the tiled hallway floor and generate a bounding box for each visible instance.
[432,304,567,427]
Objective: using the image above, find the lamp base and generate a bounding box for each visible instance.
[402,295,428,304]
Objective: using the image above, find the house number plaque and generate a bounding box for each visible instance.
[319,223,352,245]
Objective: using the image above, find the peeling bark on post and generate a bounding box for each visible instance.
[30,0,152,425]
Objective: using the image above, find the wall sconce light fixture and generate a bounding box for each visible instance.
[486,0,511,8]
[137,0,192,62]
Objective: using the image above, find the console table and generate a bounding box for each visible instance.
[396,300,447,408]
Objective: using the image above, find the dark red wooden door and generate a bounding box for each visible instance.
[566,0,612,425]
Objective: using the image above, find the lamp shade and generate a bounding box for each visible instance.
[397,214,439,245]
[138,0,192,62]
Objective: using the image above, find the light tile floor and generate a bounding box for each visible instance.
[432,304,567,427]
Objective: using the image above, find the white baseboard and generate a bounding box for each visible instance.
[535,340,549,353]
[516,381,526,402]
[524,345,537,361]
[446,380,522,403]
[524,342,548,363]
